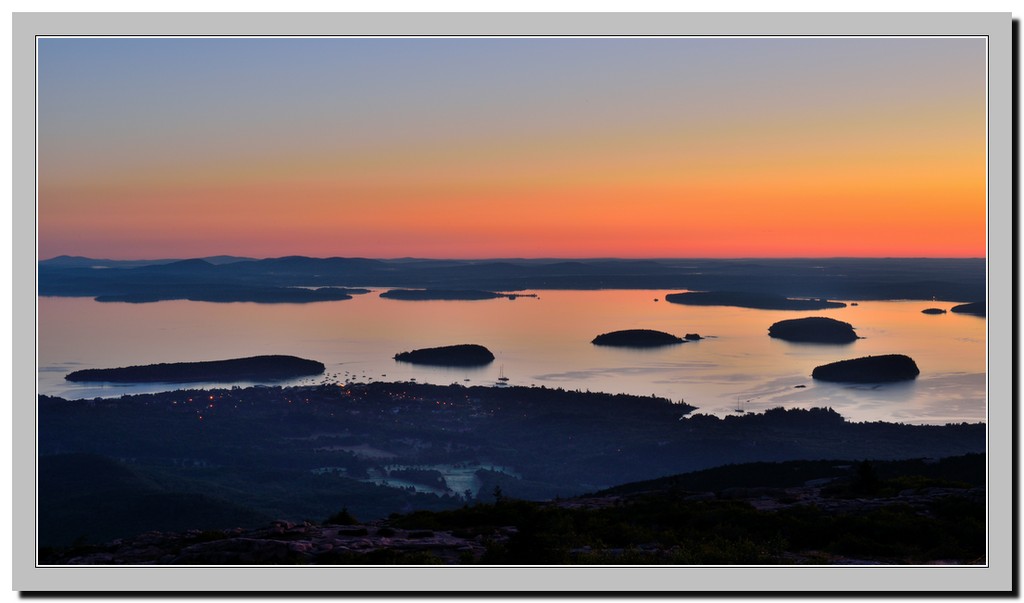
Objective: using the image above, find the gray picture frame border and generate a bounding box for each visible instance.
[12,11,1013,593]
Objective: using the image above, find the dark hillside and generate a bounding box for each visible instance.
[38,454,271,548]
[41,454,985,565]
[38,383,982,550]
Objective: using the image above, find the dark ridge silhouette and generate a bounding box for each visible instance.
[393,344,495,366]
[812,354,920,383]
[380,289,505,301]
[38,454,271,548]
[665,291,846,310]
[39,257,986,302]
[768,317,858,343]
[95,286,362,304]
[684,333,703,341]
[65,355,326,383]
[146,258,219,273]
[591,329,685,347]
[951,302,986,317]
[40,255,254,268]
[596,453,984,497]
[921,308,947,315]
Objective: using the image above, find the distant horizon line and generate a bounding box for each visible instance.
[40,253,988,263]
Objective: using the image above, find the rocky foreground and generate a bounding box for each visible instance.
[42,480,984,566]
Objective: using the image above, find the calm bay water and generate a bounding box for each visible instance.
[38,290,986,425]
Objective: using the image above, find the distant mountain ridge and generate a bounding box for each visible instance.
[42,255,254,268]
[38,255,986,304]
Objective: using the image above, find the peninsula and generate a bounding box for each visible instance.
[65,355,326,383]
[951,302,985,317]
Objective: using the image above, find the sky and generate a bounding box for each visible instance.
[37,36,987,260]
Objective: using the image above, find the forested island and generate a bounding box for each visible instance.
[768,317,858,343]
[393,344,496,366]
[591,329,685,347]
[812,354,921,383]
[666,291,846,310]
[65,355,326,383]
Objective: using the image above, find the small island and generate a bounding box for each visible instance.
[592,329,685,348]
[811,354,920,383]
[921,308,947,315]
[665,291,846,311]
[768,317,858,343]
[65,355,326,383]
[381,290,505,301]
[951,302,985,317]
[393,344,495,366]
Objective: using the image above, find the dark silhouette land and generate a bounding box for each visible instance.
[381,289,506,301]
[36,254,987,565]
[393,344,496,366]
[768,317,858,343]
[812,354,921,383]
[591,329,685,347]
[951,302,986,317]
[40,453,983,566]
[666,291,846,311]
[39,256,985,304]
[65,355,326,383]
[37,383,983,558]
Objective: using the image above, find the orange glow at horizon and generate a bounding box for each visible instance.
[38,37,987,260]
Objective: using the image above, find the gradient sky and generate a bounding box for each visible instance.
[37,37,987,259]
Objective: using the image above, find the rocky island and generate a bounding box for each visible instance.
[665,291,846,311]
[65,355,326,383]
[768,317,858,343]
[591,329,685,348]
[921,308,947,315]
[393,344,495,366]
[811,354,920,383]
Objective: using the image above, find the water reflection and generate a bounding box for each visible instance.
[37,291,985,425]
